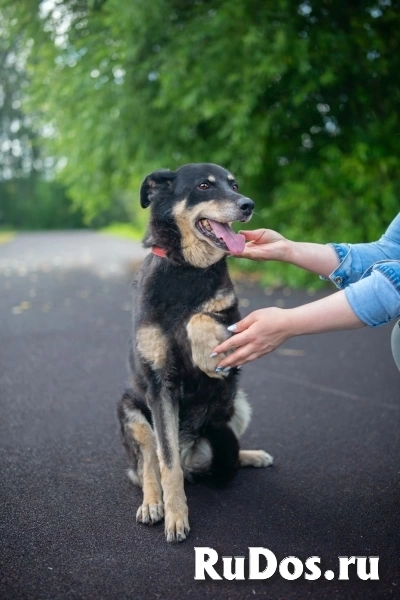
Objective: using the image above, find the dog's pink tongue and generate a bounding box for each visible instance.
[208,220,246,254]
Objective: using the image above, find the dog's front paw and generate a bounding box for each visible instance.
[187,314,232,379]
[136,501,164,525]
[239,449,274,468]
[164,506,190,542]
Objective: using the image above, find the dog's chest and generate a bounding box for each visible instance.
[136,261,238,378]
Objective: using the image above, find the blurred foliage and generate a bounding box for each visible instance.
[0,177,85,229]
[0,3,81,229]
[1,0,399,284]
[100,221,147,242]
[0,175,137,229]
[0,4,38,181]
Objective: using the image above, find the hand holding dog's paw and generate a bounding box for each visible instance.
[205,347,232,378]
[164,506,190,542]
[187,314,232,379]
[136,501,164,525]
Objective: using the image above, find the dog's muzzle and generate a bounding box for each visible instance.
[237,197,255,219]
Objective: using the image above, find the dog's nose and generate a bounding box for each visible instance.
[237,197,254,216]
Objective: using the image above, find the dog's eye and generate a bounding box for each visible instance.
[198,182,210,190]
[231,183,239,191]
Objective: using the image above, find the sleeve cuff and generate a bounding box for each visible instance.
[319,243,352,288]
[345,269,400,327]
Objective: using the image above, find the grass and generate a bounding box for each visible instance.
[0,230,15,246]
[99,222,144,242]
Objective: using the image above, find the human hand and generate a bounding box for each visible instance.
[211,290,365,371]
[230,229,289,261]
[210,307,292,370]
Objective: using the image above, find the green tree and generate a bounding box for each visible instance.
[0,4,87,230]
[2,0,399,282]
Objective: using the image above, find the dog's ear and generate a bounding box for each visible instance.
[140,169,176,208]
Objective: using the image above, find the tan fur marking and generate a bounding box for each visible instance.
[172,200,241,268]
[155,401,189,542]
[227,173,235,180]
[129,421,164,523]
[186,313,231,379]
[131,421,155,449]
[136,325,167,369]
[202,290,236,313]
[160,463,189,541]
[208,175,216,182]
[160,463,187,498]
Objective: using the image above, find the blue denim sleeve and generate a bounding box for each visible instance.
[344,262,400,327]
[322,213,400,326]
[326,212,400,288]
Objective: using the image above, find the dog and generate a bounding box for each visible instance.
[117,163,273,543]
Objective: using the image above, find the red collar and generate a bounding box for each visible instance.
[151,246,167,258]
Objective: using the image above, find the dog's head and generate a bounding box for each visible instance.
[140,163,254,268]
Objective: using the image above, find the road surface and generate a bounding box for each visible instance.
[1,232,399,600]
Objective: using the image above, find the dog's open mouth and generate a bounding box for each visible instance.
[196,218,246,254]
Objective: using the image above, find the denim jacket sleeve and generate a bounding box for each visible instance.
[323,213,400,327]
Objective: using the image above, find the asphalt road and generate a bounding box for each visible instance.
[1,232,399,600]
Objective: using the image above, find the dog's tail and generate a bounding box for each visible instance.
[198,424,240,487]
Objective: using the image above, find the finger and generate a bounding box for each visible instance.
[219,346,265,369]
[226,313,257,334]
[238,229,267,242]
[210,339,233,356]
[232,245,264,260]
[215,346,254,369]
[211,329,253,356]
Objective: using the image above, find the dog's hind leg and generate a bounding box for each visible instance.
[228,389,274,468]
[118,392,164,525]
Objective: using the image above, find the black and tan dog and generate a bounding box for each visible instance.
[118,163,273,543]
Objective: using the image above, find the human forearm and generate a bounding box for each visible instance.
[211,291,365,369]
[284,240,340,278]
[285,290,365,337]
[235,229,340,277]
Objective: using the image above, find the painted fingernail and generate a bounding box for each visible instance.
[223,366,231,372]
[227,324,237,332]
[236,365,242,370]
[209,352,218,358]
[215,366,223,373]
